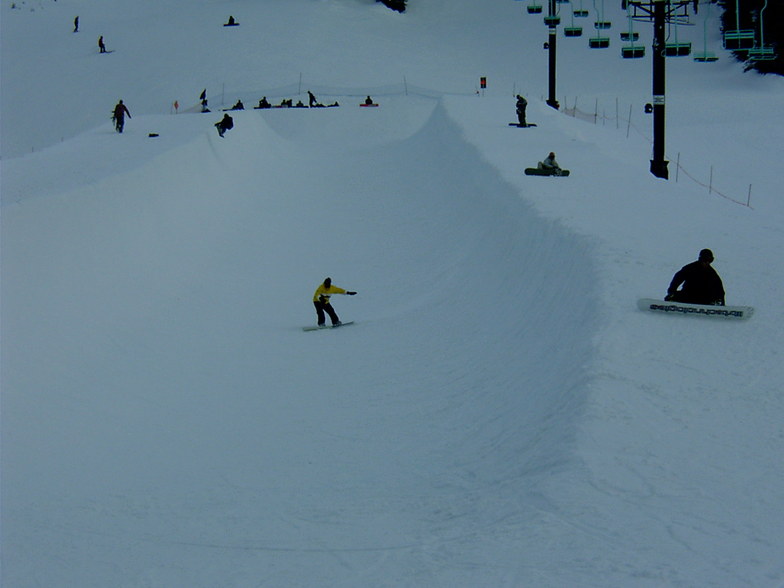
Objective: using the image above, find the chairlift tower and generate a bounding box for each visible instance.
[546,0,561,109]
[625,0,692,179]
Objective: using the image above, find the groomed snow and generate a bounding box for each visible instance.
[2,0,783,586]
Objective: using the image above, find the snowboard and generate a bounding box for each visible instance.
[302,321,355,332]
[525,168,570,177]
[508,123,537,127]
[637,298,754,320]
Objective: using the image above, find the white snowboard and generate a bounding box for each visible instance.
[637,299,753,320]
[302,321,355,332]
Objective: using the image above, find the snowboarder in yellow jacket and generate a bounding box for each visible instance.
[312,277,356,326]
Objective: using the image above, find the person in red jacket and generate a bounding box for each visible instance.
[312,277,356,326]
[112,100,131,133]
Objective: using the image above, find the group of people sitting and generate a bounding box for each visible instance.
[250,96,341,110]
[216,91,377,113]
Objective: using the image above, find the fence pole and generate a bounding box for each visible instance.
[675,153,680,182]
[616,97,619,129]
[709,165,713,194]
[626,104,632,138]
[594,98,599,124]
[747,184,752,207]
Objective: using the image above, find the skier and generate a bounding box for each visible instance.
[112,100,131,133]
[308,90,318,107]
[312,277,357,327]
[98,35,107,53]
[665,248,726,305]
[73,16,79,33]
[215,113,234,137]
[538,152,561,173]
[515,94,528,126]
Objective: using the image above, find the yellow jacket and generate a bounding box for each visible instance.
[313,283,347,303]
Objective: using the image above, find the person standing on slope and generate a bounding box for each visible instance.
[112,99,131,133]
[313,277,356,327]
[665,248,725,306]
[515,94,528,126]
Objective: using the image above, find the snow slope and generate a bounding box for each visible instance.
[2,0,783,586]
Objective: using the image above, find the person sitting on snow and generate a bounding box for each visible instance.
[665,248,725,306]
[538,152,561,173]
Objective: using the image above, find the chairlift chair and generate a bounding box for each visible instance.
[747,45,776,61]
[665,42,692,56]
[694,0,719,62]
[745,0,777,61]
[589,35,610,48]
[693,51,719,62]
[665,21,691,56]
[622,45,645,58]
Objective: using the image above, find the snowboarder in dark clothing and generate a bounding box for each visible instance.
[516,95,528,126]
[308,91,318,107]
[112,100,130,133]
[255,96,271,109]
[73,16,79,33]
[312,277,356,326]
[215,113,234,137]
[98,35,107,53]
[665,248,726,305]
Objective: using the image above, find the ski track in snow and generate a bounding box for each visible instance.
[2,0,784,586]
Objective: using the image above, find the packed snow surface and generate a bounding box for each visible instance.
[2,0,783,586]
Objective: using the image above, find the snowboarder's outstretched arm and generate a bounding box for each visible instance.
[666,266,687,299]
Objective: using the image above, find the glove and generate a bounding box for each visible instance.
[346,291,357,295]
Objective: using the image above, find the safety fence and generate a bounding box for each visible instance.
[560,96,754,208]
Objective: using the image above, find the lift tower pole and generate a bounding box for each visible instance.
[651,0,668,178]
[546,0,560,109]
[626,0,692,179]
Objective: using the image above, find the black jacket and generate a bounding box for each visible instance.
[668,261,725,305]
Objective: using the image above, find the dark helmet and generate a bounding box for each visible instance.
[324,277,332,287]
[699,249,714,262]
